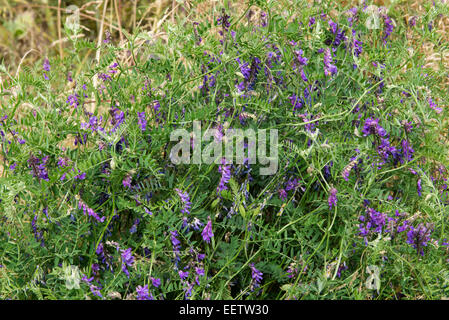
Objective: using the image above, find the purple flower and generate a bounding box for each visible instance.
[96,242,104,256]
[403,120,413,133]
[43,58,50,80]
[328,19,338,34]
[297,112,317,133]
[352,29,363,57]
[216,9,231,45]
[57,157,71,168]
[121,248,135,277]
[249,263,263,291]
[328,188,337,210]
[235,57,261,91]
[285,178,300,191]
[98,73,111,82]
[192,217,204,230]
[66,93,80,108]
[260,11,268,27]
[417,178,422,196]
[137,112,147,131]
[197,253,206,261]
[108,62,119,73]
[362,118,387,137]
[103,30,111,44]
[129,218,140,234]
[328,20,346,47]
[183,217,204,231]
[336,262,348,278]
[31,215,45,247]
[294,49,308,67]
[323,48,337,76]
[151,278,161,288]
[81,116,104,133]
[82,275,103,298]
[195,267,205,277]
[170,230,181,264]
[78,198,106,223]
[288,94,303,112]
[136,285,153,300]
[110,107,125,133]
[400,139,414,163]
[153,100,162,123]
[428,97,442,113]
[91,263,100,276]
[175,188,192,215]
[28,154,49,181]
[300,69,308,82]
[123,175,132,188]
[358,207,387,244]
[309,17,316,27]
[217,9,231,31]
[347,7,358,24]
[74,133,88,146]
[217,158,231,194]
[278,188,287,201]
[74,171,86,180]
[179,270,189,280]
[43,58,50,72]
[406,223,433,255]
[382,13,394,42]
[193,22,202,45]
[286,264,298,278]
[376,138,398,162]
[201,216,214,243]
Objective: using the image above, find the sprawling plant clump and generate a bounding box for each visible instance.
[1,0,449,299]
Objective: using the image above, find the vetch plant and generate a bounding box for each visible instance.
[0,0,448,300]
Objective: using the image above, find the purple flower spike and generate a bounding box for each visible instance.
[43,58,50,80]
[323,48,337,76]
[43,58,50,72]
[136,285,154,300]
[406,223,433,256]
[382,13,394,42]
[428,97,442,114]
[278,188,287,201]
[175,188,192,215]
[151,278,161,288]
[170,230,181,264]
[328,188,337,210]
[121,248,135,277]
[28,154,49,181]
[249,263,263,292]
[137,112,147,131]
[123,175,132,188]
[78,198,106,223]
[179,270,189,280]
[217,158,231,194]
[201,216,214,243]
[362,118,387,137]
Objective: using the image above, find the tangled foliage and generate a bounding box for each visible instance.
[1,0,449,299]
